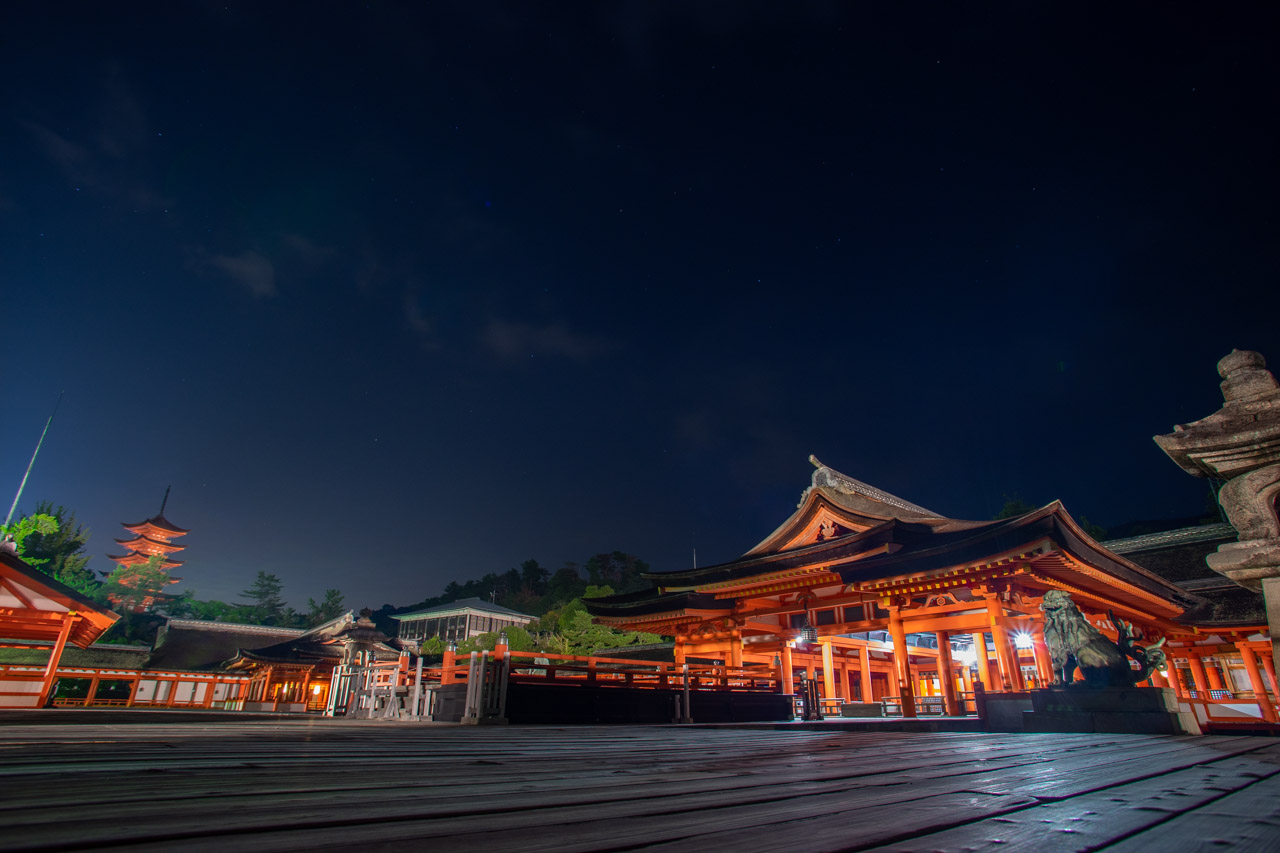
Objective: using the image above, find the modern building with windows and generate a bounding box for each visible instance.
[392,598,536,645]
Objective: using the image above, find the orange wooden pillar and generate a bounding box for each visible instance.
[970,632,992,689]
[888,607,915,717]
[858,645,873,703]
[935,631,958,716]
[985,600,1015,691]
[780,642,794,695]
[441,644,456,685]
[729,631,743,670]
[1204,658,1226,692]
[38,613,79,708]
[1030,627,1054,686]
[1165,660,1186,698]
[1187,654,1209,697]
[820,641,836,700]
[82,675,101,707]
[1236,642,1278,722]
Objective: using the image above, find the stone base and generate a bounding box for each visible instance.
[840,702,883,717]
[1206,541,1280,592]
[1021,687,1190,735]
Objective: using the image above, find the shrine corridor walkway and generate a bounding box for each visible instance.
[1,718,1278,852]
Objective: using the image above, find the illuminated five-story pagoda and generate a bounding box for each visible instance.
[105,487,188,612]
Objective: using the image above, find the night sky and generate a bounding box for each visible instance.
[3,3,1277,611]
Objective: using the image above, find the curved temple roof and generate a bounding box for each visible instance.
[588,459,1201,625]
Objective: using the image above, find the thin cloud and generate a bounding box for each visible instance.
[403,287,442,349]
[283,233,337,266]
[481,318,614,361]
[208,251,277,298]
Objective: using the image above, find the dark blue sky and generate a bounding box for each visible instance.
[3,2,1276,609]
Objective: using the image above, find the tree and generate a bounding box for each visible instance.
[584,552,650,594]
[558,610,662,655]
[240,571,286,626]
[16,502,98,596]
[994,497,1037,519]
[519,558,549,596]
[546,564,586,603]
[102,554,174,613]
[306,589,347,626]
[0,513,58,565]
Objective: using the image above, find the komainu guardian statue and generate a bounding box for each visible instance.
[1041,590,1166,688]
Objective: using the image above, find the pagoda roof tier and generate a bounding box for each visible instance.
[106,552,183,570]
[122,514,189,538]
[113,535,185,555]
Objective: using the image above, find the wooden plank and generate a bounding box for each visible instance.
[1101,769,1280,853]
[861,746,1280,852]
[0,723,1274,853]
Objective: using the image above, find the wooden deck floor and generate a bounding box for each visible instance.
[1,719,1278,851]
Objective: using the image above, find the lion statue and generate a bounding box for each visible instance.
[1040,589,1165,688]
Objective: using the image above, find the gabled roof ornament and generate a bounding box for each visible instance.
[802,455,939,517]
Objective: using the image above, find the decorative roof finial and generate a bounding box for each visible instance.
[159,485,171,517]
[809,454,824,469]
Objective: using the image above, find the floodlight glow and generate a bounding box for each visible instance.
[1014,632,1034,650]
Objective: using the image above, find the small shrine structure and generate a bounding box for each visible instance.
[0,546,119,707]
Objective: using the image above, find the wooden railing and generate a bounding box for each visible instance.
[0,664,250,710]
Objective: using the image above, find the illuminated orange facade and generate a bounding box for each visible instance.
[587,458,1276,719]
[105,499,188,612]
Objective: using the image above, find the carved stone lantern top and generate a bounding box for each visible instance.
[1154,350,1280,480]
[1155,349,1280,591]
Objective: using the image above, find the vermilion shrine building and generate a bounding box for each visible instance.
[587,458,1278,721]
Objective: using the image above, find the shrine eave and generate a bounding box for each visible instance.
[122,514,189,536]
[644,520,915,586]
[583,589,734,620]
[836,503,1192,607]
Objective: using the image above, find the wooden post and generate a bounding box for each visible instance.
[1187,654,1209,697]
[126,675,141,708]
[83,675,100,707]
[411,655,424,718]
[682,662,691,723]
[1204,659,1226,692]
[1166,660,1187,698]
[820,640,835,700]
[889,608,916,717]
[442,644,456,685]
[1237,642,1278,722]
[780,643,794,695]
[985,599,1015,691]
[971,631,992,689]
[859,644,873,703]
[729,630,743,669]
[1261,649,1279,698]
[37,612,78,708]
[1030,627,1054,687]
[935,631,958,716]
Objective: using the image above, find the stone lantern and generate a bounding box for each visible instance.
[1154,349,1280,676]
